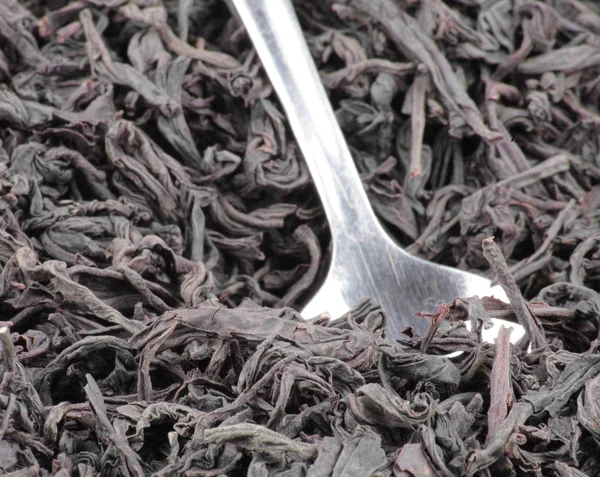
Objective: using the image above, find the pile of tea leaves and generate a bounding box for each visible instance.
[2,0,600,475]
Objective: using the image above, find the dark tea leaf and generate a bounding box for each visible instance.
[1,0,600,475]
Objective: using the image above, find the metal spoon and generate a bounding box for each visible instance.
[231,0,524,342]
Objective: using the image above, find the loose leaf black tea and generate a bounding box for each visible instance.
[2,0,600,476]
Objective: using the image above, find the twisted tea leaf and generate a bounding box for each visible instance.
[1,0,600,475]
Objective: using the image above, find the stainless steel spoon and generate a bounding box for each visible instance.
[232,0,524,342]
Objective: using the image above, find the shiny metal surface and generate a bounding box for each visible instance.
[232,0,524,343]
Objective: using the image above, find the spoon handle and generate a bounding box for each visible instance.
[231,0,382,243]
